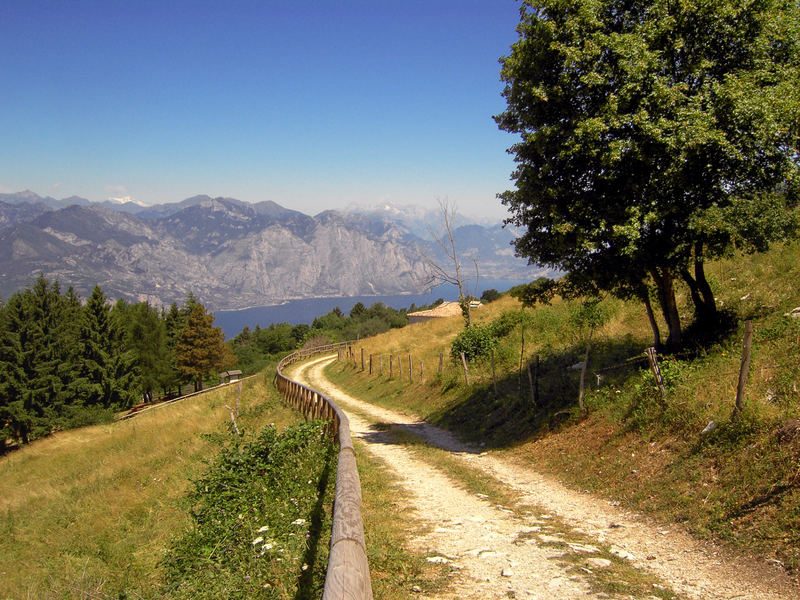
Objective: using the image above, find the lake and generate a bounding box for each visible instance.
[213,279,529,339]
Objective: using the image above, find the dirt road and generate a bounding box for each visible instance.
[293,355,797,600]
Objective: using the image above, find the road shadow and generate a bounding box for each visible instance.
[356,420,483,454]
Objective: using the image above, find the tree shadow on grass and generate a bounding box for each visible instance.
[680,309,739,357]
[430,336,647,450]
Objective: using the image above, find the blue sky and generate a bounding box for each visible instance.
[0,1,522,220]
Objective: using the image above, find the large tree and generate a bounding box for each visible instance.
[69,286,136,409]
[496,0,800,349]
[117,301,174,402]
[0,276,81,443]
[176,303,229,392]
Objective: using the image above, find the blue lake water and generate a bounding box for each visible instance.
[213,279,529,339]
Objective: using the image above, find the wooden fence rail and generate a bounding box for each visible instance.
[276,342,373,600]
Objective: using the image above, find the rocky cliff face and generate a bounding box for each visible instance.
[0,193,541,309]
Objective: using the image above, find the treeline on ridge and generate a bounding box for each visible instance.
[0,274,455,447]
[0,276,232,447]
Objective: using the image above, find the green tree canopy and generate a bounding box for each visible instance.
[496,0,800,349]
[121,302,173,402]
[69,286,136,409]
[0,276,82,443]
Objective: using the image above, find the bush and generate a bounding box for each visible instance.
[162,420,336,599]
[480,289,501,303]
[450,324,498,362]
[488,311,522,338]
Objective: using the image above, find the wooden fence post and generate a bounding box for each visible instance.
[491,348,498,397]
[361,348,365,372]
[409,354,413,383]
[527,361,535,404]
[578,344,590,413]
[460,352,470,386]
[645,346,667,402]
[389,355,393,380]
[420,360,424,382]
[369,354,373,375]
[397,356,402,378]
[735,320,755,416]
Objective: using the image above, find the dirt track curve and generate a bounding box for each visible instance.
[293,355,798,600]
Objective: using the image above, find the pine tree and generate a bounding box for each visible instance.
[0,276,80,443]
[0,295,27,444]
[176,303,228,392]
[70,286,136,409]
[123,302,173,402]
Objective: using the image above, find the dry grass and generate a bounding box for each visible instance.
[0,375,299,599]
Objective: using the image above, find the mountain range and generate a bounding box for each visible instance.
[0,191,547,310]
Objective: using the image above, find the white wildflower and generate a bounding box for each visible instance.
[291,518,306,526]
[252,537,264,546]
[257,525,269,533]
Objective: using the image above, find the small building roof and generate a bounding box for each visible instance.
[219,370,243,377]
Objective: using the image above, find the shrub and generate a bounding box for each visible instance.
[480,289,501,303]
[488,311,522,338]
[450,324,498,362]
[162,420,335,599]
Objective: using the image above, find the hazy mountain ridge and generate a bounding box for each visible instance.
[0,191,543,309]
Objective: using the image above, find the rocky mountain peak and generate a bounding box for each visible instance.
[0,191,544,310]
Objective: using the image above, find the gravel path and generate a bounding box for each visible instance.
[293,355,798,600]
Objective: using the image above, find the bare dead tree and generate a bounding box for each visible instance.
[419,198,477,326]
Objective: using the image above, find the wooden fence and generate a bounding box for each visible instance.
[276,343,373,600]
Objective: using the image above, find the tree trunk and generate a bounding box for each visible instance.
[650,267,682,351]
[642,290,661,350]
[518,324,525,396]
[460,295,472,326]
[680,243,717,328]
[681,269,705,317]
[694,254,716,315]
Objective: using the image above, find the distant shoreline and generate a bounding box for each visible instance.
[212,279,529,338]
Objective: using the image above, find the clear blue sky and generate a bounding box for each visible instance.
[0,0,522,220]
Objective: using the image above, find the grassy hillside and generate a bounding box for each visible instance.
[325,240,800,577]
[1,369,453,600]
[0,376,300,599]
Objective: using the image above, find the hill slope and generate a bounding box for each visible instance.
[324,240,800,578]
